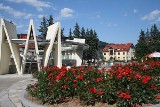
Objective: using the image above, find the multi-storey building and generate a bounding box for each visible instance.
[102,43,135,61]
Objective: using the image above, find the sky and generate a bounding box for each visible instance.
[0,0,160,45]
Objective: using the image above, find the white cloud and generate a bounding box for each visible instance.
[8,0,51,11]
[24,14,33,19]
[38,14,44,19]
[141,9,160,21]
[60,8,74,18]
[133,9,138,13]
[0,3,32,19]
[16,24,23,28]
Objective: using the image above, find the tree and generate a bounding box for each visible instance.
[82,29,89,62]
[61,28,65,42]
[138,29,146,43]
[145,28,150,44]
[93,30,99,50]
[150,24,160,51]
[68,23,100,65]
[61,28,65,38]
[68,28,73,39]
[150,24,159,41]
[135,42,151,61]
[82,29,99,64]
[135,30,149,61]
[47,15,54,26]
[81,27,85,38]
[38,16,48,38]
[73,23,80,38]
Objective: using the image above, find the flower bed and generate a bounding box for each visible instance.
[26,61,160,107]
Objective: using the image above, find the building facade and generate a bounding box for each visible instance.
[102,43,135,61]
[18,34,88,67]
[61,38,88,66]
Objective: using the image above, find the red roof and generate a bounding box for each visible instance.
[18,44,35,49]
[18,34,44,49]
[20,34,27,39]
[103,43,133,52]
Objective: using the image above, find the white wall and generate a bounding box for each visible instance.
[127,48,135,60]
[62,38,86,66]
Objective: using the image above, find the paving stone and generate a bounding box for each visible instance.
[0,74,32,107]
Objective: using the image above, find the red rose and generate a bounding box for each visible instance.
[56,75,61,80]
[48,73,52,77]
[98,91,104,95]
[155,95,160,99]
[142,76,151,84]
[73,79,77,83]
[89,87,96,94]
[62,85,67,89]
[128,77,131,81]
[48,73,52,80]
[134,73,142,79]
[101,68,106,71]
[73,84,77,88]
[96,78,102,82]
[150,85,157,90]
[77,75,84,80]
[117,74,122,79]
[34,83,37,87]
[65,77,69,81]
[119,92,131,99]
[119,92,126,98]
[124,94,131,99]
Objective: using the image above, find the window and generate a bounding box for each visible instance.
[104,53,106,55]
[114,52,116,55]
[118,52,120,55]
[109,50,113,55]
[123,57,125,60]
[118,57,120,60]
[123,52,125,55]
[68,52,72,59]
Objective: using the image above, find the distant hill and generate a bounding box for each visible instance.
[99,41,108,50]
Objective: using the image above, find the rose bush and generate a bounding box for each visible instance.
[26,61,160,107]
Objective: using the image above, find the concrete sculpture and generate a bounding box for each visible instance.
[0,19,21,75]
[0,18,62,75]
[21,19,41,74]
[43,22,62,67]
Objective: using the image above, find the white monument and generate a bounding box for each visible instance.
[21,19,41,74]
[0,18,62,75]
[43,22,62,67]
[0,19,21,75]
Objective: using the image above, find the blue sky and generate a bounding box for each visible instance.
[0,0,160,44]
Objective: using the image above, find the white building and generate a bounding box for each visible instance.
[62,38,89,66]
[102,43,135,61]
[18,36,88,67]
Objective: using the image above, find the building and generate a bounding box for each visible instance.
[18,34,88,67]
[102,43,135,61]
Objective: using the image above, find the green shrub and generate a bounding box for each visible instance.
[26,61,160,106]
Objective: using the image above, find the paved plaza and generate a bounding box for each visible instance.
[0,74,33,107]
[0,74,32,92]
